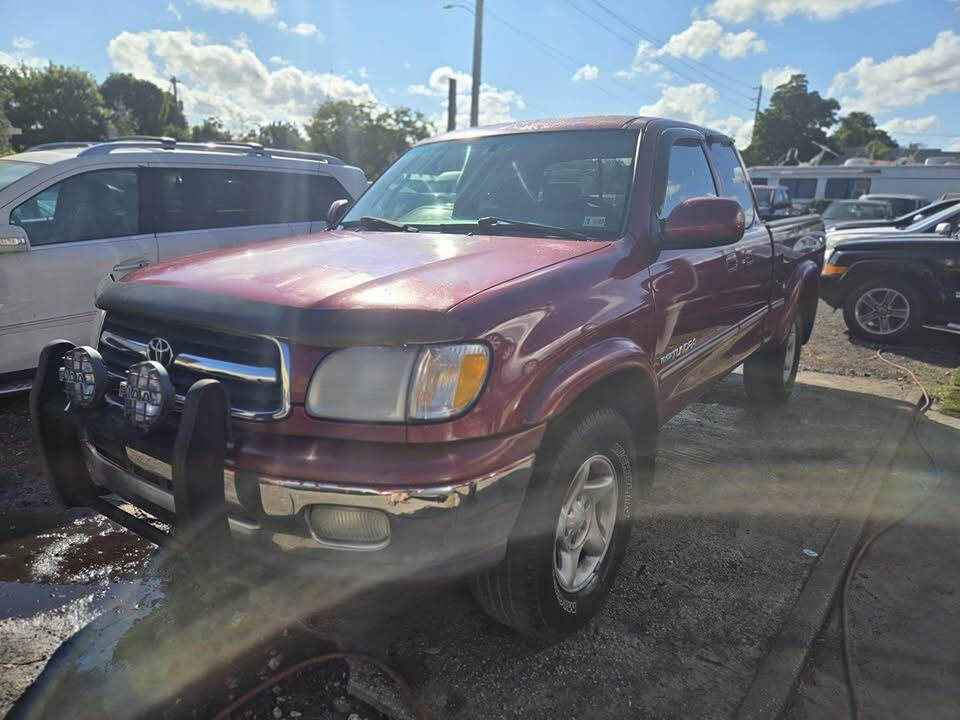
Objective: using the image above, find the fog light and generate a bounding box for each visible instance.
[123,360,176,431]
[59,346,107,407]
[306,505,391,549]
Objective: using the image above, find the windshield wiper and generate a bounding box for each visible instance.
[342,216,420,232]
[475,216,590,241]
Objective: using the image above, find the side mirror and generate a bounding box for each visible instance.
[0,225,29,254]
[326,199,351,228]
[663,197,744,248]
[934,222,951,236]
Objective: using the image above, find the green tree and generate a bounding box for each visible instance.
[741,74,840,166]
[829,111,898,158]
[0,84,14,154]
[100,72,187,138]
[0,63,108,150]
[190,117,233,142]
[242,121,306,150]
[305,101,433,177]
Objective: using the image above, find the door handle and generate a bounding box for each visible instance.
[726,253,738,272]
[112,260,150,273]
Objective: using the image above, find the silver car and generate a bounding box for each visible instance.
[0,138,367,393]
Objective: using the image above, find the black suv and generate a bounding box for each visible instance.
[820,232,960,341]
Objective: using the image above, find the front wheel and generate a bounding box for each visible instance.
[843,278,923,342]
[470,408,644,637]
[743,314,801,405]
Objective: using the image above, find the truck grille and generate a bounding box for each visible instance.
[97,313,289,421]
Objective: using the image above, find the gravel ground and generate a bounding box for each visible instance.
[802,300,960,404]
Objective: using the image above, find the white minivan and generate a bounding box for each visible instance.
[0,138,367,394]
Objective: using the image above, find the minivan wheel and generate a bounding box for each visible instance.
[470,408,643,637]
[843,278,923,342]
[743,314,802,405]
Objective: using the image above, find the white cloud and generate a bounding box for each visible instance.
[107,29,375,130]
[616,20,764,80]
[660,20,765,60]
[167,3,183,21]
[11,36,35,50]
[760,66,800,91]
[358,66,369,79]
[232,33,249,49]
[948,138,960,151]
[571,64,599,82]
[830,31,960,113]
[707,0,896,22]
[188,0,276,19]
[408,66,525,131]
[879,115,940,134]
[0,48,47,69]
[638,83,753,147]
[268,55,290,66]
[276,20,325,43]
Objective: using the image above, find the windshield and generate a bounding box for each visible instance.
[906,203,960,231]
[0,159,40,192]
[822,201,889,220]
[342,130,638,240]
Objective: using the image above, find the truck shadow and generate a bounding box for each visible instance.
[6,374,956,720]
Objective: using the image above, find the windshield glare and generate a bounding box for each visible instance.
[342,130,638,240]
[823,202,889,220]
[0,159,41,192]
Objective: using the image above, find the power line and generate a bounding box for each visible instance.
[485,5,641,108]
[563,0,756,115]
[590,0,756,95]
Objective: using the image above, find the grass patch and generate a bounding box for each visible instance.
[931,366,960,414]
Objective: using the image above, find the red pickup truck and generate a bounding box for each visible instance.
[32,116,825,637]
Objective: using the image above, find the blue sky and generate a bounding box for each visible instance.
[2,0,959,150]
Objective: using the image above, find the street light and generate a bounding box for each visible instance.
[443,1,483,127]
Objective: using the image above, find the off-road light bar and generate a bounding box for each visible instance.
[122,360,176,431]
[59,346,107,407]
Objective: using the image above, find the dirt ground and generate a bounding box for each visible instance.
[802,300,960,405]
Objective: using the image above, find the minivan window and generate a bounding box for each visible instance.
[10,169,138,246]
[824,177,872,199]
[0,159,40,192]
[778,178,817,199]
[147,168,349,233]
[660,143,717,219]
[707,142,755,226]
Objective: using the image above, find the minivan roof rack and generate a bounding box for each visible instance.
[75,137,344,164]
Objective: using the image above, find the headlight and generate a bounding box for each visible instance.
[305,342,490,423]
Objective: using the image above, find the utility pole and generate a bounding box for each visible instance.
[750,83,762,144]
[470,0,483,127]
[169,76,179,104]
[447,77,457,131]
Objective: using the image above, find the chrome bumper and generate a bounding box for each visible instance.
[81,441,534,569]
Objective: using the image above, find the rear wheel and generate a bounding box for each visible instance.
[843,278,923,342]
[743,314,801,405]
[470,407,646,637]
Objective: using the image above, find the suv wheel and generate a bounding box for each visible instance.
[743,313,802,405]
[843,278,923,342]
[470,408,645,637]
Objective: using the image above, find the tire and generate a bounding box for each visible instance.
[743,313,801,405]
[842,277,924,342]
[470,407,645,637]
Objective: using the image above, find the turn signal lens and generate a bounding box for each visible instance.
[822,263,847,276]
[409,343,490,420]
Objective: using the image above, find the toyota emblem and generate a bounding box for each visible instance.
[146,337,175,367]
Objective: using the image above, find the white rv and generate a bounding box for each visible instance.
[747,159,960,208]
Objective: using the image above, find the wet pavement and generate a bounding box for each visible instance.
[0,371,943,719]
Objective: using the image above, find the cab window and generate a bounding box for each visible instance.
[707,142,755,226]
[659,143,717,219]
[10,169,139,247]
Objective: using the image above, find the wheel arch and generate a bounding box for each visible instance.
[773,259,819,345]
[839,260,941,302]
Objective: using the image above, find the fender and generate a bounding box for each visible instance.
[523,337,660,426]
[771,259,819,344]
[841,259,944,300]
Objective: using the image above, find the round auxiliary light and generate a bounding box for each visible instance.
[123,360,176,431]
[60,346,108,407]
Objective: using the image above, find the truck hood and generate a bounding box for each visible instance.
[832,233,960,253]
[127,230,604,312]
